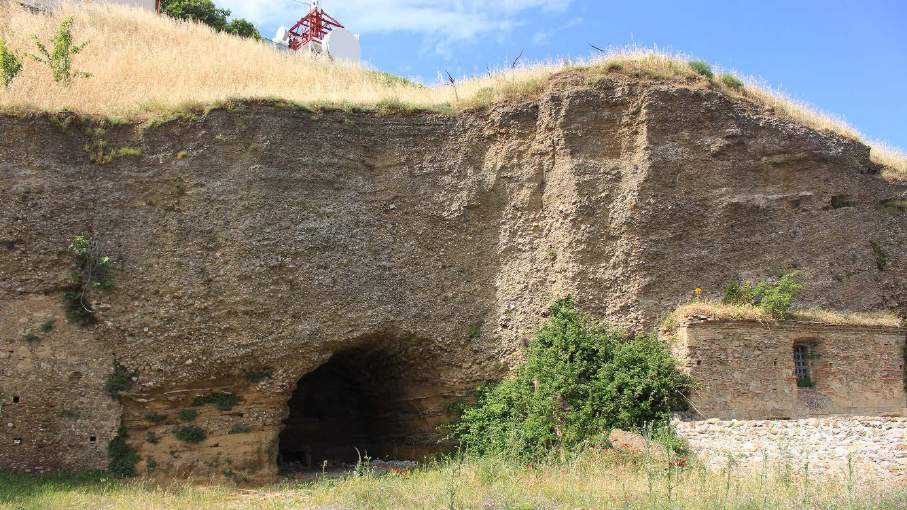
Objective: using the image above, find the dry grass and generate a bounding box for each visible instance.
[0,1,905,180]
[672,301,902,328]
[1,452,904,509]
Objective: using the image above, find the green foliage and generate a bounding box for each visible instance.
[796,375,815,388]
[178,409,198,422]
[688,61,714,80]
[722,272,803,320]
[0,37,23,88]
[174,425,206,444]
[225,19,261,40]
[229,424,251,434]
[244,368,272,383]
[61,409,80,419]
[192,392,239,411]
[39,320,55,334]
[23,333,40,343]
[105,361,135,399]
[162,0,259,39]
[30,17,90,84]
[107,427,138,478]
[448,298,692,461]
[145,431,159,444]
[64,235,113,326]
[369,70,422,88]
[720,73,745,91]
[144,412,166,424]
[467,323,482,339]
[145,457,158,472]
[870,241,889,271]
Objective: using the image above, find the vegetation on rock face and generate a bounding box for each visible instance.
[192,392,239,411]
[722,272,803,320]
[64,235,113,326]
[174,425,206,443]
[107,427,138,478]
[105,361,135,399]
[449,298,692,461]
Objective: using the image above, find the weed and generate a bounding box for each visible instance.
[720,73,745,91]
[723,273,802,320]
[64,234,113,326]
[174,425,206,444]
[60,409,80,419]
[229,424,251,434]
[30,17,90,84]
[175,150,188,160]
[23,333,40,343]
[796,375,816,388]
[178,409,198,422]
[0,37,23,87]
[882,199,907,211]
[870,241,889,271]
[244,368,272,383]
[193,392,239,411]
[39,320,55,333]
[467,323,482,339]
[688,61,714,79]
[145,431,159,444]
[105,361,135,399]
[107,427,138,477]
[144,412,166,424]
[146,457,157,472]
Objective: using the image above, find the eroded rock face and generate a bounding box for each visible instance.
[1,75,905,481]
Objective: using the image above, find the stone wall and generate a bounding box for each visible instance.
[672,319,907,420]
[674,416,907,479]
[0,295,120,473]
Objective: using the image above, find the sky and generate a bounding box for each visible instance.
[217,0,907,148]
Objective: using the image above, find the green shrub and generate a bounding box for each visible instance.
[23,333,40,343]
[105,361,135,399]
[688,61,714,79]
[144,412,166,424]
[30,17,91,84]
[467,323,482,339]
[448,298,692,461]
[39,320,55,334]
[178,409,198,422]
[108,427,138,477]
[0,37,23,88]
[174,425,206,444]
[193,392,239,411]
[145,431,159,444]
[244,369,272,383]
[723,272,803,320]
[720,73,744,91]
[870,241,889,271]
[229,424,251,434]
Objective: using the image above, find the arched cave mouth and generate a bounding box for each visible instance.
[278,344,440,472]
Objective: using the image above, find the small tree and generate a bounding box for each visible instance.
[161,0,260,39]
[31,17,90,84]
[225,19,261,40]
[0,37,23,88]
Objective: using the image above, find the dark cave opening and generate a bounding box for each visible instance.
[278,345,439,472]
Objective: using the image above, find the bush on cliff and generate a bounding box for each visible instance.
[722,272,802,320]
[448,298,692,461]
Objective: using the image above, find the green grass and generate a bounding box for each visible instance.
[0,452,903,509]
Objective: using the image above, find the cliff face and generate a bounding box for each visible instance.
[1,74,905,481]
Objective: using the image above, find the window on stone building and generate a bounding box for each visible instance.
[793,344,814,388]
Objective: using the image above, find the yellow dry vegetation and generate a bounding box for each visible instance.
[672,301,902,328]
[0,1,905,180]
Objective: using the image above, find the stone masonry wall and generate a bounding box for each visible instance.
[674,417,907,479]
[672,319,907,420]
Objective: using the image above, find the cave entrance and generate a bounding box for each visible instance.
[278,344,438,473]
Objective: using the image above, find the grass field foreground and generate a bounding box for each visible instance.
[1,451,905,510]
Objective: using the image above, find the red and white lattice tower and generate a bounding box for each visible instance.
[274,1,360,62]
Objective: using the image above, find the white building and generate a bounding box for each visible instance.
[19,0,159,12]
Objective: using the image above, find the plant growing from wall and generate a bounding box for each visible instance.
[870,241,889,271]
[30,17,90,84]
[178,409,198,422]
[144,412,166,424]
[105,361,135,399]
[244,369,272,383]
[0,37,23,88]
[64,235,113,326]
[108,427,139,477]
[448,297,692,461]
[192,392,239,411]
[722,272,803,320]
[174,425,206,444]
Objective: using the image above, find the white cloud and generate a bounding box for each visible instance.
[218,0,572,45]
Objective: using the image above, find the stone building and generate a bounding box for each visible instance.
[671,318,907,419]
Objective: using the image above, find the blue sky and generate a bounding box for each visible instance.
[219,0,906,148]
